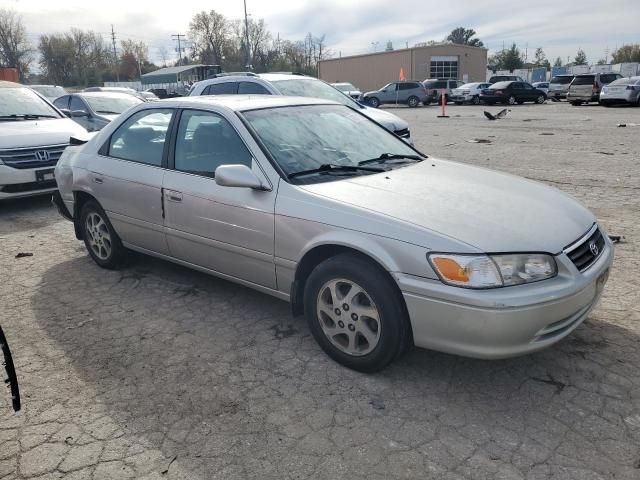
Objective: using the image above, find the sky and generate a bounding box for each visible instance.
[7,0,640,66]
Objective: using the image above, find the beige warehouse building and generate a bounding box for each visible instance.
[319,44,487,92]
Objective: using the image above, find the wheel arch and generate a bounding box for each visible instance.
[289,239,406,319]
[72,190,100,240]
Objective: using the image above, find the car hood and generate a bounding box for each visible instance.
[301,159,594,253]
[359,105,409,132]
[0,118,88,148]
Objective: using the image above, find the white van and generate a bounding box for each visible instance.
[0,81,87,200]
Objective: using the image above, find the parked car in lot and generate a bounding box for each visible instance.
[189,73,412,141]
[547,75,574,100]
[29,85,68,102]
[450,82,491,105]
[532,82,549,95]
[422,79,464,103]
[138,91,160,101]
[488,75,525,84]
[599,76,640,106]
[53,92,143,132]
[331,82,362,100]
[54,95,612,371]
[362,81,430,108]
[481,81,547,105]
[0,81,86,200]
[567,72,622,105]
[83,86,147,102]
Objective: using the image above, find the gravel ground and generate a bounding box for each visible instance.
[1,101,639,480]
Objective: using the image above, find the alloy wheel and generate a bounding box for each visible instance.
[85,212,112,260]
[508,96,516,105]
[316,278,381,356]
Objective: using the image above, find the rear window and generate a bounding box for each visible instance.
[550,76,574,85]
[424,80,446,89]
[572,75,595,85]
[608,78,634,86]
[600,74,621,84]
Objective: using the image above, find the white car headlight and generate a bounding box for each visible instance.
[428,253,557,289]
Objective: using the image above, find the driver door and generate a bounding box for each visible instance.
[163,108,277,289]
[380,83,397,103]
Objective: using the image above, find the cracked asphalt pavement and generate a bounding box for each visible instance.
[1,102,639,479]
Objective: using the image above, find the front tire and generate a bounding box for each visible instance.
[304,254,411,372]
[472,95,480,105]
[80,200,126,269]
[536,95,546,104]
[367,97,380,108]
[407,96,419,108]
[508,95,517,105]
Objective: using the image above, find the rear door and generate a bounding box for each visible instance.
[162,108,277,288]
[397,83,412,102]
[90,108,173,255]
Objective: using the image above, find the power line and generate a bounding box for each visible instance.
[171,34,186,66]
[111,24,120,82]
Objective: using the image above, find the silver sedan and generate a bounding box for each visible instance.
[53,95,613,372]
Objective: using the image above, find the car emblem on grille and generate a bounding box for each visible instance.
[589,241,599,256]
[35,150,51,162]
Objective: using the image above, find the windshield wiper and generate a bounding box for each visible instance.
[95,110,120,114]
[358,153,424,166]
[0,114,58,120]
[289,163,384,179]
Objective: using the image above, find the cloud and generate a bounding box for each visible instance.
[9,0,640,65]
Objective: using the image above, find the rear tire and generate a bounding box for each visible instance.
[304,254,411,373]
[472,95,480,105]
[407,96,419,108]
[508,95,517,105]
[536,95,546,104]
[80,200,126,269]
[367,97,380,108]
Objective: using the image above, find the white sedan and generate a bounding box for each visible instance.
[450,82,491,105]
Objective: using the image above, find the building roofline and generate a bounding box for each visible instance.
[320,43,488,63]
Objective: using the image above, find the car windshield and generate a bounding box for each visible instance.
[459,83,479,89]
[243,104,421,183]
[550,76,573,84]
[83,94,142,114]
[271,79,358,108]
[608,78,635,86]
[489,82,511,89]
[31,86,67,99]
[334,83,356,92]
[0,87,61,118]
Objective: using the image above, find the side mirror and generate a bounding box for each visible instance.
[71,110,89,118]
[60,108,72,118]
[215,164,267,190]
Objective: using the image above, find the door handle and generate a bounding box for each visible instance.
[166,191,182,202]
[93,177,103,184]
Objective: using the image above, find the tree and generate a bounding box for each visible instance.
[446,27,483,47]
[553,57,563,67]
[189,10,230,65]
[611,44,640,63]
[157,45,169,67]
[120,39,150,79]
[0,8,32,81]
[574,49,588,65]
[596,58,608,65]
[533,47,550,69]
[488,44,523,71]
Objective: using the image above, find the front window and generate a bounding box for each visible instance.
[0,87,62,120]
[243,105,421,184]
[83,94,142,115]
[271,79,358,108]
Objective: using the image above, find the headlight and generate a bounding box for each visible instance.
[428,253,557,289]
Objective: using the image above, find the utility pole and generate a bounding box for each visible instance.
[111,25,119,82]
[172,34,186,66]
[243,0,251,70]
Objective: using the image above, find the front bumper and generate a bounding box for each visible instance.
[396,237,614,359]
[0,164,58,200]
[450,94,473,103]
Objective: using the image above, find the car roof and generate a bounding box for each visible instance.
[0,80,25,89]
[158,94,338,112]
[78,92,142,99]
[258,73,312,82]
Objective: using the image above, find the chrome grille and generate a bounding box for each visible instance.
[0,144,67,169]
[564,225,605,272]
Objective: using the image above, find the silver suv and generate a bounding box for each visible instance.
[567,72,623,105]
[547,75,574,100]
[422,79,464,103]
[361,81,430,108]
[190,73,411,141]
[54,95,612,371]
